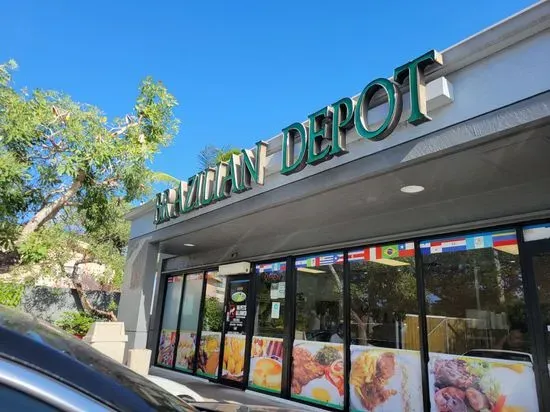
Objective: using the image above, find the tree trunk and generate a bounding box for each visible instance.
[73,279,117,321]
[352,310,369,345]
[17,171,85,245]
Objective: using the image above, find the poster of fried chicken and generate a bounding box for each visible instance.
[349,346,423,411]
[291,341,345,409]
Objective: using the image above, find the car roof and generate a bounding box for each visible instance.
[0,305,195,412]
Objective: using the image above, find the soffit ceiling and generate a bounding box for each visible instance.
[159,123,550,262]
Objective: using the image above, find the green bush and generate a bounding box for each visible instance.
[0,283,24,307]
[55,311,98,336]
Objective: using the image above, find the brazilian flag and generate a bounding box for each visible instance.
[382,245,398,259]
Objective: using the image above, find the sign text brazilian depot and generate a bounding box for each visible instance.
[154,50,443,224]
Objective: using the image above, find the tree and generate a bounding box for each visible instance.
[203,296,223,332]
[0,60,179,320]
[198,145,240,170]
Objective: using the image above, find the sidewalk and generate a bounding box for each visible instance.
[149,367,321,411]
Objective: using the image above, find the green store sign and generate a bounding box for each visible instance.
[155,50,443,225]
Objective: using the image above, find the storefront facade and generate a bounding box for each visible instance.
[119,3,550,411]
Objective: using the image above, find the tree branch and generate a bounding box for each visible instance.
[17,170,86,244]
[70,259,117,321]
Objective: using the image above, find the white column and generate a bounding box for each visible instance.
[118,237,160,358]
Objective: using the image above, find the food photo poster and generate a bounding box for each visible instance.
[429,353,537,412]
[349,346,422,412]
[174,331,196,372]
[291,340,345,409]
[249,336,284,393]
[157,329,176,367]
[197,332,221,378]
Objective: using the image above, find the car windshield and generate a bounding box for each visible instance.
[0,305,195,411]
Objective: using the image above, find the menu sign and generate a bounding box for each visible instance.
[228,304,247,333]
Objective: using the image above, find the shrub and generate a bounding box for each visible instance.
[0,282,25,307]
[55,311,98,336]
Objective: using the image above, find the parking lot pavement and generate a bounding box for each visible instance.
[149,367,320,411]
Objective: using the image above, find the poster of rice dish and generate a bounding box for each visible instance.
[157,329,176,367]
[349,346,422,412]
[175,332,196,372]
[429,353,538,412]
[249,336,284,393]
[197,331,221,378]
[291,340,344,409]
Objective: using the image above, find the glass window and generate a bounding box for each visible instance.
[291,252,344,410]
[422,230,538,412]
[532,251,550,363]
[175,273,204,372]
[249,262,286,394]
[524,222,550,242]
[157,275,183,367]
[196,270,225,378]
[348,242,423,411]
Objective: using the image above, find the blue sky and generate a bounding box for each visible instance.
[1,0,535,181]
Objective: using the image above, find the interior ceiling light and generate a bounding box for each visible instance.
[183,243,195,247]
[400,185,425,194]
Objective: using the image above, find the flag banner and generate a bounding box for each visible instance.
[422,230,517,255]
[349,242,415,263]
[295,253,343,268]
[257,262,287,273]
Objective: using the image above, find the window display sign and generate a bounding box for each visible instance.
[349,346,422,411]
[291,340,345,410]
[222,334,246,382]
[271,302,281,319]
[175,332,196,372]
[197,332,221,378]
[249,336,284,393]
[157,329,176,367]
[429,353,537,412]
[227,304,247,333]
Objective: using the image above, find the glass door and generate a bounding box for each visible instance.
[521,223,550,411]
[219,275,251,387]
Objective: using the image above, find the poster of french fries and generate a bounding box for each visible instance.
[222,334,246,382]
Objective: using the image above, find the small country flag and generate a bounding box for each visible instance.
[492,231,517,247]
[348,249,366,261]
[382,245,398,259]
[398,242,415,257]
[368,247,383,261]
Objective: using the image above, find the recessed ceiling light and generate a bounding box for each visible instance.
[400,185,425,194]
[183,243,195,247]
